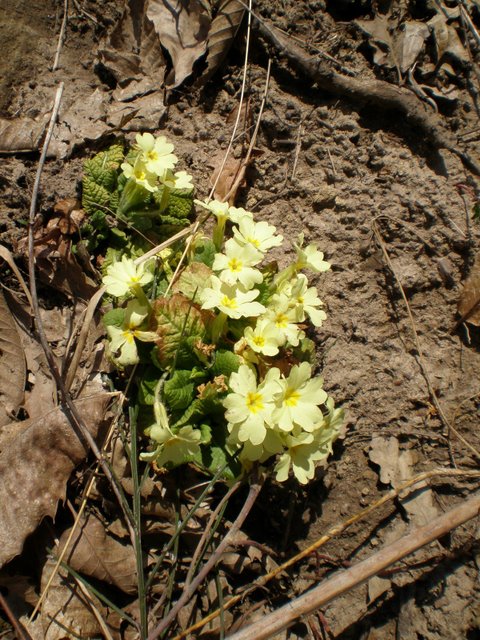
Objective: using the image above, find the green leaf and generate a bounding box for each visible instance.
[165,190,194,221]
[82,177,112,215]
[164,370,198,412]
[211,349,240,377]
[83,143,124,190]
[137,367,161,405]
[191,238,216,267]
[172,262,212,301]
[152,294,209,368]
[103,307,125,328]
[473,202,480,221]
[172,378,226,429]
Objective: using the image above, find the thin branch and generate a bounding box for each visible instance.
[0,591,34,640]
[52,0,69,71]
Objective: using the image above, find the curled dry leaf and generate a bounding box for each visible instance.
[458,253,480,326]
[198,0,245,84]
[0,289,26,427]
[0,394,110,568]
[58,512,137,595]
[369,436,438,525]
[146,0,210,88]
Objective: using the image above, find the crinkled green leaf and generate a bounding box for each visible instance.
[191,238,216,267]
[83,143,124,190]
[211,349,240,377]
[82,177,112,215]
[166,190,193,220]
[172,262,212,301]
[152,294,208,368]
[164,368,206,412]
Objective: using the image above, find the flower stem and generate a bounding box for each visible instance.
[211,311,228,342]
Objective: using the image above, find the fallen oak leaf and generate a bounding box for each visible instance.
[146,0,210,88]
[197,0,245,85]
[0,394,111,568]
[37,556,118,640]
[0,289,26,427]
[57,512,138,595]
[457,253,480,326]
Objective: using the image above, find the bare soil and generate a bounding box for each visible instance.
[1,1,480,638]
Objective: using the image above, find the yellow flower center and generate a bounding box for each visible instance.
[248,236,259,247]
[246,392,264,414]
[136,170,146,181]
[297,296,304,304]
[147,150,158,161]
[275,313,289,328]
[284,387,300,407]
[253,335,265,347]
[228,257,243,273]
[220,295,238,310]
[121,330,135,344]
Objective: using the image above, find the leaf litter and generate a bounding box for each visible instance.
[1,0,480,637]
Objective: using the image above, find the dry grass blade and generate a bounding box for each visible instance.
[227,491,480,640]
[199,0,245,84]
[0,288,26,427]
[147,474,264,640]
[37,556,114,640]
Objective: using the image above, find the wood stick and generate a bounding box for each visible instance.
[226,492,480,640]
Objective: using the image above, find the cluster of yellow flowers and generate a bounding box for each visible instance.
[193,199,343,484]
[100,133,343,484]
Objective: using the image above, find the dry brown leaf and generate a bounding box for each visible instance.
[209,152,245,203]
[0,115,47,153]
[369,436,438,525]
[58,512,137,595]
[355,15,428,74]
[49,90,109,159]
[0,394,110,568]
[458,253,480,325]
[16,212,98,301]
[0,289,26,427]
[198,0,245,84]
[38,557,116,640]
[146,0,210,88]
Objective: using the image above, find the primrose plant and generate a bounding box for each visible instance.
[98,133,343,485]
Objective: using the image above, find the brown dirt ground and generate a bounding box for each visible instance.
[1,1,480,639]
